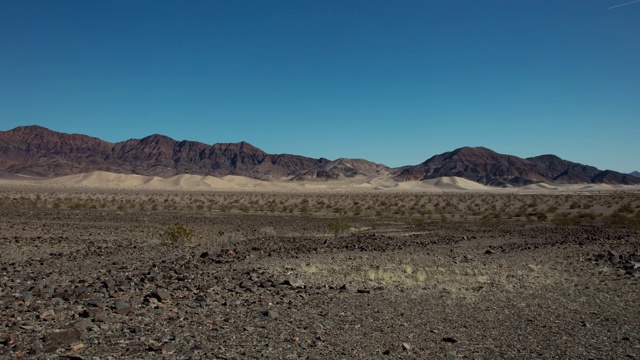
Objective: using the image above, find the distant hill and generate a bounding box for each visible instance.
[0,125,326,180]
[392,146,640,187]
[630,171,640,178]
[1,125,638,186]
[291,158,390,181]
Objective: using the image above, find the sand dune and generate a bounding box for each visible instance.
[1,171,639,193]
[428,176,491,190]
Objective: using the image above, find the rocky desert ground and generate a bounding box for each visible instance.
[1,184,639,359]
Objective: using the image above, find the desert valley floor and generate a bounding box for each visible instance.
[0,180,639,359]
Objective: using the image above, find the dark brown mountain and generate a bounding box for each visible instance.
[0,125,326,179]
[393,146,640,186]
[291,158,390,181]
[1,126,638,186]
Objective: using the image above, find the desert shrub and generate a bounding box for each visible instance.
[553,211,598,226]
[616,202,634,215]
[603,212,640,229]
[259,226,277,236]
[161,222,195,245]
[328,218,350,236]
[533,211,548,221]
[69,202,87,210]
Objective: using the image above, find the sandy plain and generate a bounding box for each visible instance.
[0,173,639,359]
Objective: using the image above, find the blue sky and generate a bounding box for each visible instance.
[1,0,638,171]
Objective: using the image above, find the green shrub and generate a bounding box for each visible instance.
[161,222,195,245]
[328,218,350,236]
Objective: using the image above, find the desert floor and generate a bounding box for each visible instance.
[0,185,639,359]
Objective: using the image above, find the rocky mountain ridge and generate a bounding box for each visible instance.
[1,125,638,186]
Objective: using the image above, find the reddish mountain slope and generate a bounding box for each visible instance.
[392,147,640,186]
[0,126,324,179]
[1,126,638,186]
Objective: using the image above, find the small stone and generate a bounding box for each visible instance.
[146,297,159,308]
[114,300,130,309]
[339,284,354,292]
[239,280,254,289]
[66,354,85,360]
[149,291,170,302]
[39,309,55,320]
[43,328,82,344]
[94,311,107,323]
[283,278,305,288]
[113,300,133,314]
[442,337,458,343]
[161,343,175,354]
[402,342,412,351]
[69,342,85,351]
[264,310,279,319]
[484,249,495,255]
[73,318,93,331]
[84,299,104,308]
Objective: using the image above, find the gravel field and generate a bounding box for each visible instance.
[1,189,639,359]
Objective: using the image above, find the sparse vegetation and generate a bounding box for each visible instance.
[327,218,350,236]
[161,222,195,245]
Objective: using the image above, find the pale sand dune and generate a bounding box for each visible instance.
[520,183,559,191]
[429,176,491,190]
[394,177,491,192]
[1,171,639,193]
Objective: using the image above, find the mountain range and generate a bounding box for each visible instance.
[1,125,638,187]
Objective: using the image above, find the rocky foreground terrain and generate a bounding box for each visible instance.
[0,189,639,359]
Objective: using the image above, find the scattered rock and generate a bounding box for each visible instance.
[339,284,354,292]
[148,290,170,302]
[70,342,85,351]
[39,309,55,320]
[65,354,85,360]
[84,298,105,308]
[264,310,279,320]
[113,300,133,314]
[282,278,305,288]
[43,328,82,345]
[73,318,93,331]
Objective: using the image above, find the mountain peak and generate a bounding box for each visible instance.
[396,147,640,186]
[1,125,638,186]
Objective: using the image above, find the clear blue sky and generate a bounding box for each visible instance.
[1,0,638,172]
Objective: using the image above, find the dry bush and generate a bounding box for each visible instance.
[161,222,195,245]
